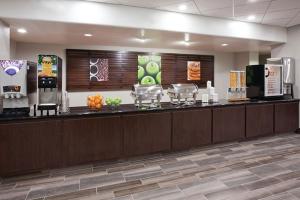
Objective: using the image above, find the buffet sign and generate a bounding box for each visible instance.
[264,64,283,97]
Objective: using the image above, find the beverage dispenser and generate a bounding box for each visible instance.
[267,57,295,98]
[37,55,62,116]
[0,60,37,116]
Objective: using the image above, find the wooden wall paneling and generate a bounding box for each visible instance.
[66,49,214,91]
[89,51,138,89]
[161,53,176,87]
[66,50,90,90]
[175,54,214,88]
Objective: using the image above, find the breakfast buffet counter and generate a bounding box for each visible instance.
[0,98,299,121]
[0,99,299,177]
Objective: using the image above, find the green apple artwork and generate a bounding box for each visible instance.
[138,55,161,85]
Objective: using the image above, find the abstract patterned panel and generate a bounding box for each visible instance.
[89,58,109,82]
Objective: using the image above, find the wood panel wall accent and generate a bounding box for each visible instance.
[66,49,214,91]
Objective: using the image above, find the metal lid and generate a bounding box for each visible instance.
[132,84,163,95]
[168,83,198,94]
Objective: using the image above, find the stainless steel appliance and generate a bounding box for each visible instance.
[131,84,164,108]
[0,60,37,116]
[167,83,198,105]
[267,57,295,98]
[37,55,62,115]
[246,64,283,99]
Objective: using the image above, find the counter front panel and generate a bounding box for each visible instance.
[0,99,299,177]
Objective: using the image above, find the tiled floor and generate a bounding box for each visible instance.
[2,133,300,200]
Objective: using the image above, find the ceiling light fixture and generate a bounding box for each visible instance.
[247,15,256,21]
[140,38,146,43]
[17,28,27,34]
[178,4,187,11]
[141,29,145,37]
[84,33,93,37]
[222,43,229,46]
[184,33,190,42]
[184,41,190,46]
[138,29,147,43]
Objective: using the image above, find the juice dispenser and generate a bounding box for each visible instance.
[0,60,37,116]
[37,55,62,116]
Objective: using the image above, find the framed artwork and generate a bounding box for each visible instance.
[90,58,109,82]
[38,55,58,78]
[187,61,201,81]
[138,55,161,85]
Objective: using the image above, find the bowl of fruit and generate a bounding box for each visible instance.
[105,97,122,110]
[87,94,104,110]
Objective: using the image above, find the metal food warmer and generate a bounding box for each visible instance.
[131,84,164,108]
[167,83,198,105]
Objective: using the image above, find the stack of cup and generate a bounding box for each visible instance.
[201,81,219,103]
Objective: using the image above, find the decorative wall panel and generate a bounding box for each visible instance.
[66,49,214,91]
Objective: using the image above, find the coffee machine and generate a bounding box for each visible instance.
[0,60,37,116]
[267,57,295,99]
[37,55,62,116]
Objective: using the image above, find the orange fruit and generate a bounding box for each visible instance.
[87,94,104,109]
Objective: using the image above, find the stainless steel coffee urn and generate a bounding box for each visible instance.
[267,57,295,98]
[37,55,62,116]
[0,60,37,116]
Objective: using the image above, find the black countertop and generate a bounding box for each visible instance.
[0,98,299,122]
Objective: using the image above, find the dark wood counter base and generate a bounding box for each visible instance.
[0,100,299,177]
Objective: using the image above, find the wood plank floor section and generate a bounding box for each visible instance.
[2,133,300,200]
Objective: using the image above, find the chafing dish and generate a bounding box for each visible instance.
[131,84,164,108]
[167,83,198,105]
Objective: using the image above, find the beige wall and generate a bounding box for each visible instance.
[15,42,235,107]
[272,25,300,127]
[234,52,259,71]
[0,20,10,59]
[272,25,300,99]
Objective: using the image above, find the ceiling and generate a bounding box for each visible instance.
[84,0,300,27]
[5,18,276,53]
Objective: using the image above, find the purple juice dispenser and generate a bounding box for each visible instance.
[0,60,37,116]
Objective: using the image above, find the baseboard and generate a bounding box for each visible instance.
[295,128,300,133]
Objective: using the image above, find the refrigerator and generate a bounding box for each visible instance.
[246,64,283,100]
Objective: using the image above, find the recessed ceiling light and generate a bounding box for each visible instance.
[84,33,93,37]
[17,28,27,34]
[247,15,256,21]
[178,4,187,11]
[221,43,228,46]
